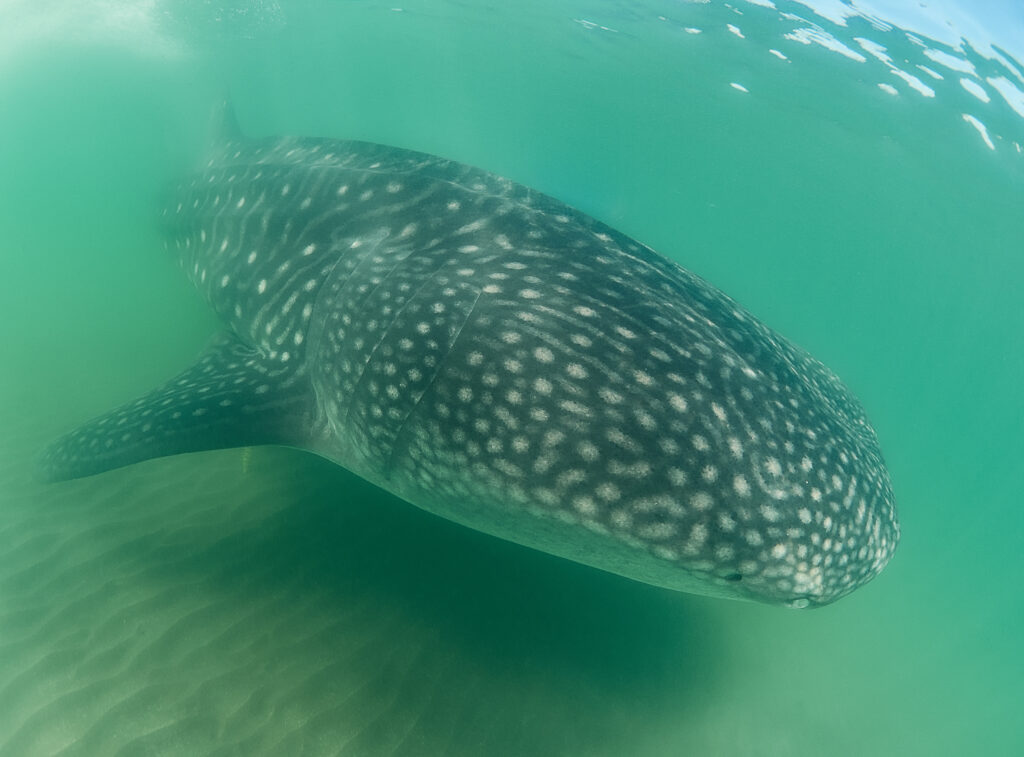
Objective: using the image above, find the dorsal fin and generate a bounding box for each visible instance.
[212,96,243,143]
[39,332,316,481]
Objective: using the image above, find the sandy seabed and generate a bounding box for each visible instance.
[0,415,715,757]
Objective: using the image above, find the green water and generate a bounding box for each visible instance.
[1,0,1022,754]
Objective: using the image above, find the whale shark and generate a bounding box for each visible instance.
[41,108,899,608]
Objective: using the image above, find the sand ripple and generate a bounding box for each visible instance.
[0,415,716,756]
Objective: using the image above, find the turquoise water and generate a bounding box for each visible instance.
[1,0,1022,754]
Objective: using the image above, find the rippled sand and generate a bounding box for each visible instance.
[0,416,718,756]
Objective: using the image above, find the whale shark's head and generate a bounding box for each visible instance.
[619,334,901,609]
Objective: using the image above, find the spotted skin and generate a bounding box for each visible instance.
[41,135,899,608]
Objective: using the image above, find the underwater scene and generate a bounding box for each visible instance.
[0,0,1022,754]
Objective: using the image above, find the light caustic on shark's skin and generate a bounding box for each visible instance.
[41,107,899,609]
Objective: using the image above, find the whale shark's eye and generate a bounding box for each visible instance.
[724,572,743,583]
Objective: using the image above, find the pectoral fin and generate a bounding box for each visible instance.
[39,332,316,481]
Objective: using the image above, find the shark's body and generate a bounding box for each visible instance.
[42,127,899,607]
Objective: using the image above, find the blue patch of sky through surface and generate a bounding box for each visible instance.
[707,0,1024,154]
